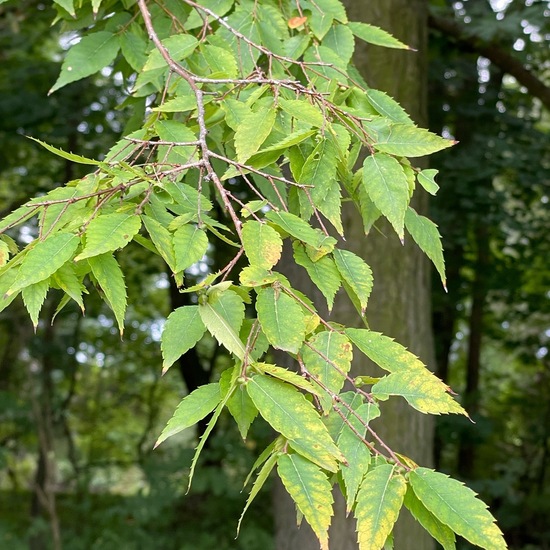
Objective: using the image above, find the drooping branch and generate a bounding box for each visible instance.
[429,13,550,110]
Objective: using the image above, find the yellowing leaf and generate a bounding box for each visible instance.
[356,465,407,550]
[75,213,141,261]
[50,32,120,94]
[242,220,283,270]
[253,362,322,397]
[199,290,246,359]
[161,306,206,374]
[256,286,305,354]
[247,374,344,472]
[333,249,373,314]
[278,453,333,550]
[410,468,507,550]
[155,383,221,447]
[302,331,353,414]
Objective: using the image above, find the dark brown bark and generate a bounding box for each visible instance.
[274,1,435,548]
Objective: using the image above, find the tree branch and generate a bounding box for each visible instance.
[429,13,550,110]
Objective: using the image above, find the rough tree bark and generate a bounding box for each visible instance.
[274,1,435,549]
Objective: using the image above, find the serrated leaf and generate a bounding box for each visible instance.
[52,263,86,312]
[356,465,407,550]
[0,269,19,313]
[365,90,413,125]
[278,453,333,550]
[161,306,206,374]
[50,32,120,94]
[155,120,198,165]
[417,169,440,195]
[293,243,341,311]
[184,0,235,29]
[372,371,465,415]
[256,286,305,354]
[242,220,282,270]
[54,0,75,16]
[410,468,507,550]
[323,391,364,440]
[403,486,456,550]
[173,225,208,272]
[142,215,177,273]
[405,208,446,289]
[7,233,79,295]
[333,249,373,314]
[199,290,245,359]
[300,137,338,204]
[155,383,221,447]
[202,44,238,78]
[224,379,258,440]
[302,331,353,414]
[362,153,409,240]
[143,34,198,71]
[75,214,141,261]
[235,105,277,162]
[279,98,324,128]
[247,374,344,472]
[239,265,279,287]
[238,451,278,534]
[119,31,148,71]
[323,24,355,65]
[348,22,409,50]
[88,253,127,335]
[22,279,49,329]
[0,241,10,267]
[28,137,100,165]
[375,125,454,157]
[253,362,322,397]
[166,182,212,214]
[338,402,379,512]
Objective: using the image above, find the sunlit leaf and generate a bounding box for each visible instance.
[242,220,283,270]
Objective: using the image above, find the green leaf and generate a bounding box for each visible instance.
[323,24,355,65]
[0,269,19,313]
[52,263,86,312]
[88,253,127,335]
[161,306,206,374]
[403,486,456,550]
[143,34,198,71]
[184,0,235,29]
[28,137,100,165]
[372,371,465,415]
[417,169,440,195]
[293,243,341,311]
[202,44,238,78]
[75,213,141,261]
[256,286,305,354]
[356,465,407,550]
[199,290,245,359]
[348,22,409,50]
[22,279,49,329]
[239,265,279,287]
[242,220,283,270]
[405,208,446,289]
[253,362,322,397]
[238,451,278,535]
[173,225,208,272]
[278,453,333,550]
[224,379,258,440]
[155,120,198,165]
[375,125,454,157]
[409,468,507,550]
[333,249,373,314]
[362,153,409,240]
[166,182,212,214]
[119,30,148,72]
[338,402,379,512]
[142,215,177,273]
[323,391,365,440]
[54,0,75,16]
[301,331,353,414]
[365,90,413,125]
[279,98,324,128]
[247,374,344,472]
[300,137,338,203]
[235,104,277,162]
[50,32,120,94]
[155,383,221,448]
[7,233,79,295]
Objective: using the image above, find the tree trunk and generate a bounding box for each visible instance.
[274,1,435,549]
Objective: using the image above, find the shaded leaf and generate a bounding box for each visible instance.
[142,215,177,273]
[52,263,86,312]
[161,306,206,374]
